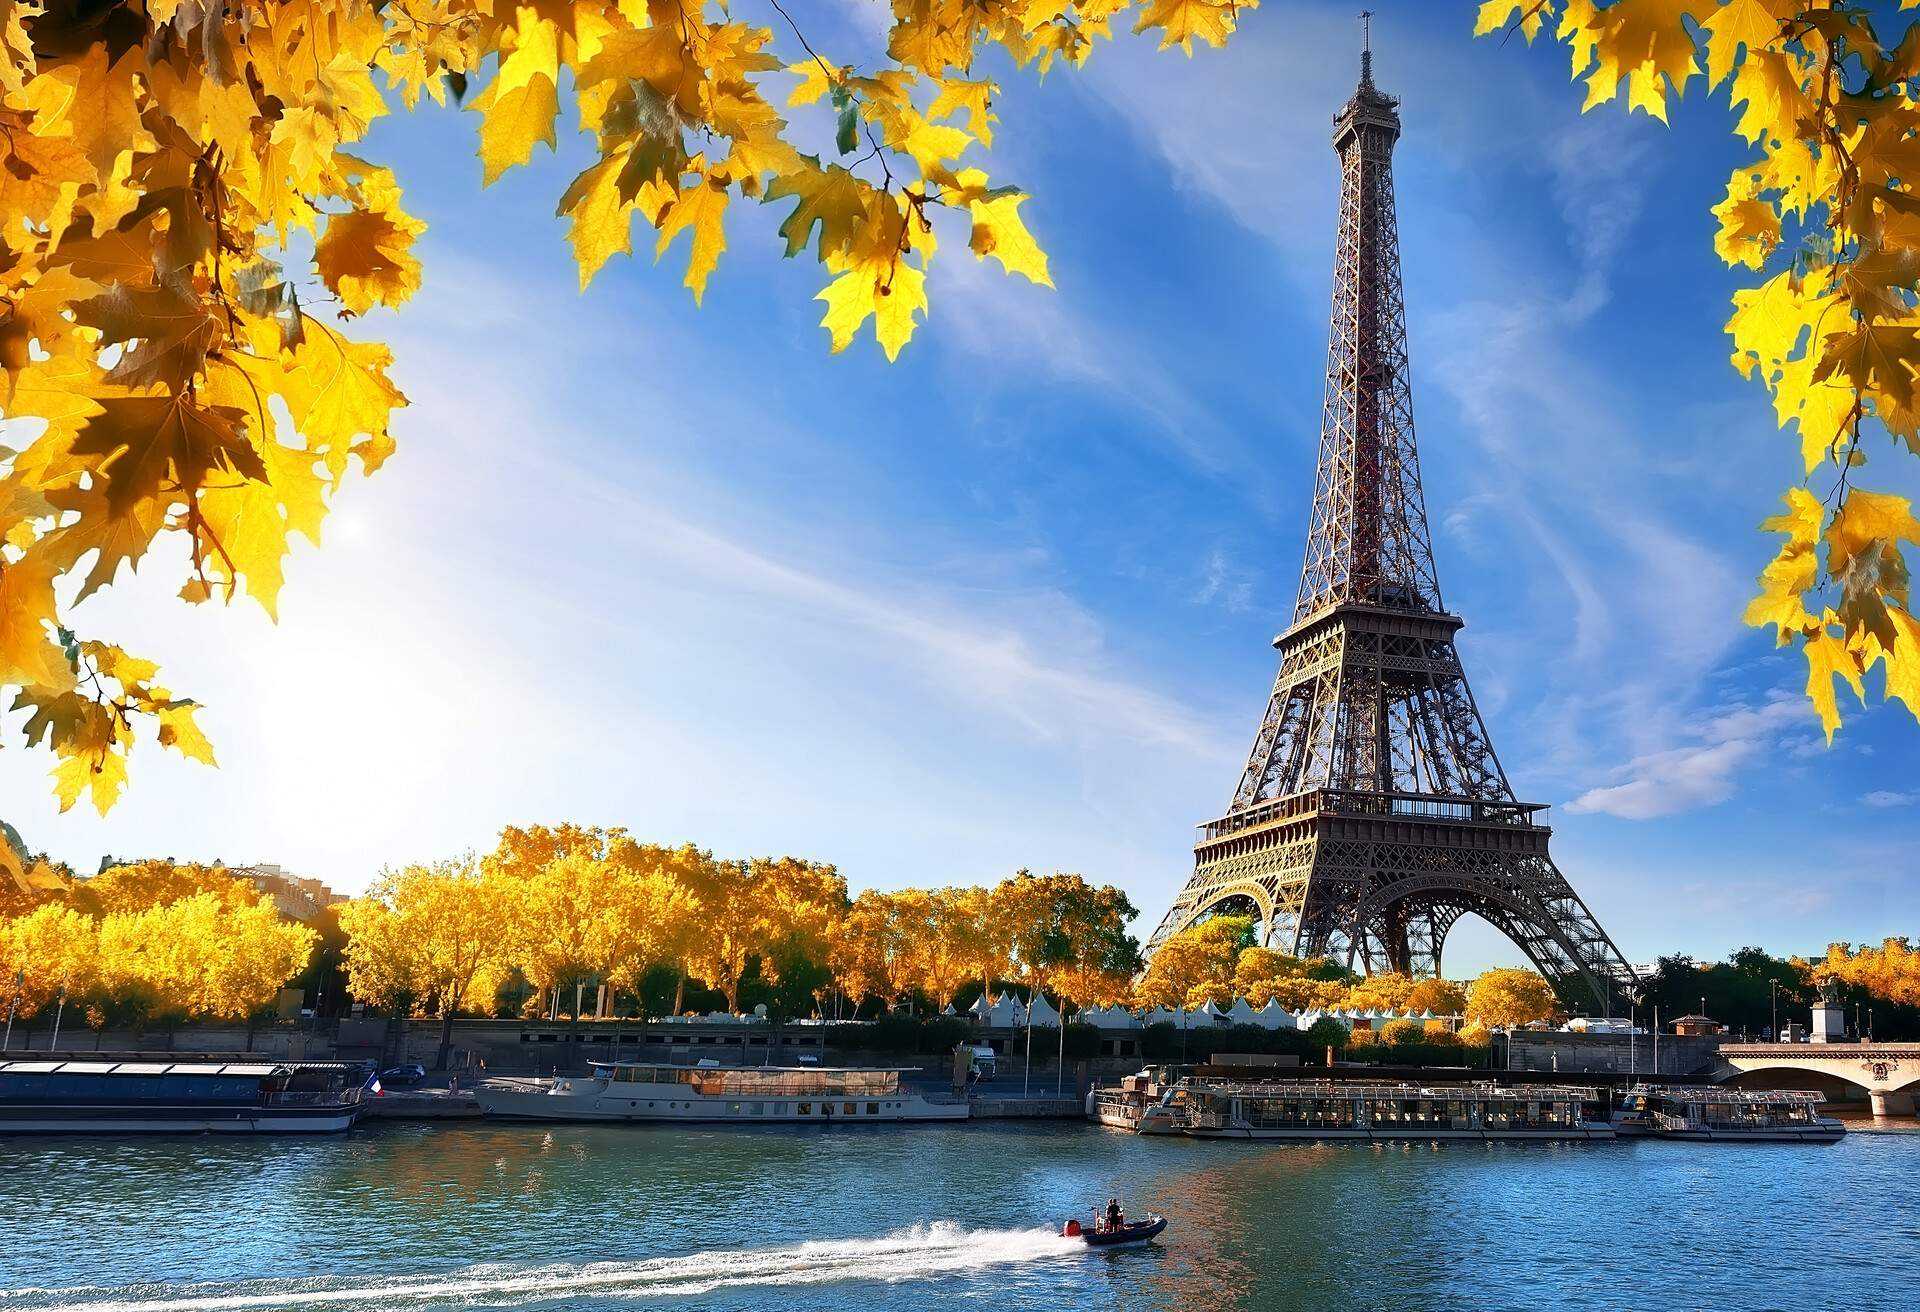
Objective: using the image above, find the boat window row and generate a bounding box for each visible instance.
[0,1073,265,1100]
[596,1067,900,1096]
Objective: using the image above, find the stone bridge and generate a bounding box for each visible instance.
[1717,1043,1920,1115]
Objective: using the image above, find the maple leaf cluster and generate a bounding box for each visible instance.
[1477,0,1920,740]
[0,0,1258,814]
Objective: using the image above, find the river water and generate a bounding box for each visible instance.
[2,1119,1914,1311]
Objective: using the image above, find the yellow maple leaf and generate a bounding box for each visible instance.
[765,162,870,260]
[156,701,217,766]
[1700,0,1784,91]
[559,152,641,288]
[1134,0,1259,55]
[475,8,562,185]
[968,190,1052,287]
[655,178,729,305]
[1827,490,1920,578]
[1879,604,1920,718]
[1803,622,1865,744]
[1725,267,1827,379]
[1710,172,1780,271]
[0,548,76,692]
[1770,355,1855,472]
[315,204,426,315]
[929,78,997,148]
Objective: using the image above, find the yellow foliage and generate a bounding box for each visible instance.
[1134,917,1247,1012]
[1478,1,1920,739]
[1464,967,1560,1028]
[0,2,1257,810]
[1817,938,1920,1008]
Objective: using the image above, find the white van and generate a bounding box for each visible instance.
[965,1045,996,1081]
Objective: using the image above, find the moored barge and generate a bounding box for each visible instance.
[0,1058,374,1133]
[477,1062,969,1123]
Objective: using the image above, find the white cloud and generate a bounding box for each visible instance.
[1565,694,1806,819]
[1862,790,1917,808]
[1191,547,1255,611]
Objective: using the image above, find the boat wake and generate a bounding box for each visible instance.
[0,1223,1084,1311]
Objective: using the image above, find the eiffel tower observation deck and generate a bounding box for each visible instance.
[1146,30,1634,1015]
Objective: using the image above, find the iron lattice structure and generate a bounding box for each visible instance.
[1146,49,1633,1014]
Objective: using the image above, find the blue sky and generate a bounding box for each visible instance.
[6,2,1916,973]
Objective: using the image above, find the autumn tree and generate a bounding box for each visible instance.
[1406,977,1470,1017]
[499,848,609,1020]
[955,883,1015,1004]
[1049,880,1144,1016]
[1479,1,1920,738]
[833,889,913,1016]
[1133,916,1250,1011]
[0,1,1263,816]
[1345,971,1418,1013]
[1465,967,1560,1028]
[907,888,977,1013]
[598,843,702,1018]
[0,901,96,1028]
[678,854,844,1015]
[94,893,316,1036]
[1818,937,1920,1007]
[84,861,248,915]
[746,856,847,1017]
[339,857,508,1067]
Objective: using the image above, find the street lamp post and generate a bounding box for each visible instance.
[1770,980,1778,1042]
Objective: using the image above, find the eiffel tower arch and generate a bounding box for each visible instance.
[1147,36,1633,1016]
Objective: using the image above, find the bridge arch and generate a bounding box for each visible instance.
[1719,1044,1920,1102]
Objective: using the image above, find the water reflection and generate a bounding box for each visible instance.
[2,1122,1915,1310]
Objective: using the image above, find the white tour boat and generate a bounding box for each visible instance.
[1179,1080,1615,1141]
[1612,1086,1844,1142]
[477,1062,970,1124]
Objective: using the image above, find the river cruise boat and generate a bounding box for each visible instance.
[1612,1086,1844,1142]
[476,1062,970,1123]
[0,1058,374,1133]
[1180,1080,1615,1141]
[1088,1069,1186,1134]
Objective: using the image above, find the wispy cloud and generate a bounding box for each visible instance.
[926,252,1238,476]
[1862,789,1917,809]
[1565,694,1806,819]
[1191,547,1255,611]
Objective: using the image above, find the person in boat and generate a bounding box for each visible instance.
[1105,1198,1124,1232]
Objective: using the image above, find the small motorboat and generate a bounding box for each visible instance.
[1062,1213,1168,1248]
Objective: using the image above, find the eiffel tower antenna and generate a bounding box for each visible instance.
[1145,41,1633,1014]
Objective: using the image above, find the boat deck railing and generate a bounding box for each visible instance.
[1188,1080,1601,1103]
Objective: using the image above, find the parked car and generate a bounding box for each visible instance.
[379,1063,427,1088]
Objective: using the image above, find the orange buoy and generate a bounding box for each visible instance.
[1063,1219,1082,1237]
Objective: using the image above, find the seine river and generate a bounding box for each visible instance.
[3,1120,1915,1310]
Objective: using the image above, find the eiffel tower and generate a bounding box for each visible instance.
[1146,31,1632,1014]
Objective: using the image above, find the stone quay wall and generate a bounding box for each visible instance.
[1501,1030,1722,1077]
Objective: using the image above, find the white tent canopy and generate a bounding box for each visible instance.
[1079,1004,1139,1029]
[1225,997,1260,1025]
[1024,992,1060,1026]
[978,993,1023,1027]
[1257,999,1297,1030]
